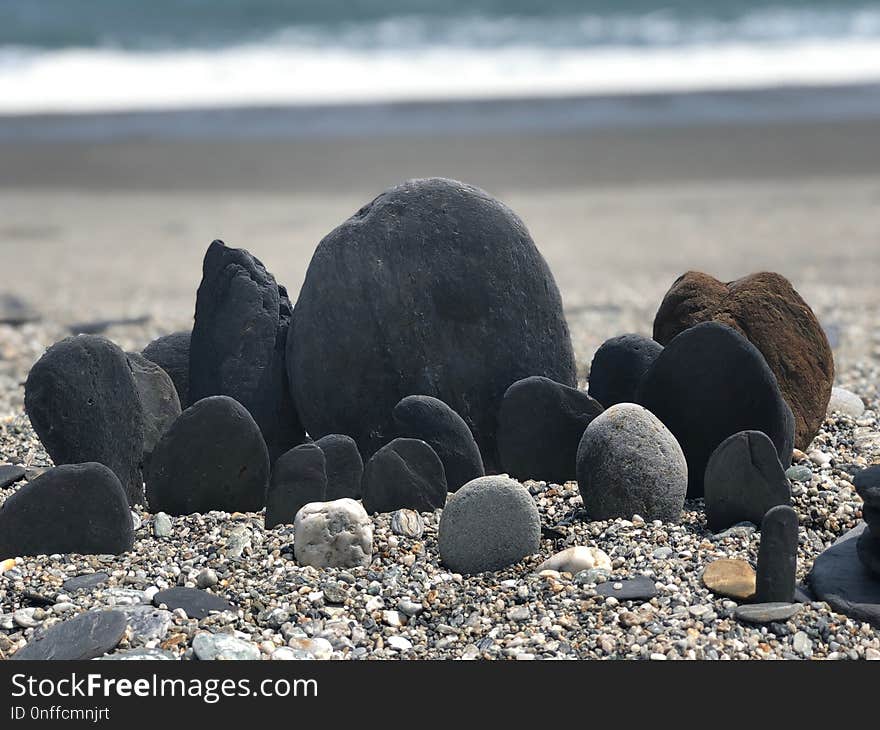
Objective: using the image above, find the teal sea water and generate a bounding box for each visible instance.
[2,1,880,114]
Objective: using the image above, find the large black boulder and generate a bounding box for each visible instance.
[189,240,303,463]
[142,331,191,407]
[288,178,576,470]
[637,322,794,498]
[587,334,663,408]
[392,395,484,491]
[25,335,146,505]
[314,434,363,500]
[362,438,448,514]
[265,443,327,528]
[127,352,181,470]
[498,376,603,484]
[145,395,270,515]
[0,463,133,557]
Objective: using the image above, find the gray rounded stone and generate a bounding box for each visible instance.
[127,352,181,470]
[11,610,127,660]
[576,403,687,523]
[438,475,540,574]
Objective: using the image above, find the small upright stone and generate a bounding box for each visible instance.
[294,498,373,569]
[587,334,663,408]
[145,395,270,515]
[704,430,791,532]
[362,438,447,514]
[755,505,799,603]
[127,352,181,469]
[314,434,363,500]
[142,331,191,407]
[265,443,327,529]
[392,395,484,491]
[0,463,133,558]
[497,376,603,484]
[189,240,303,462]
[438,476,540,574]
[25,334,146,504]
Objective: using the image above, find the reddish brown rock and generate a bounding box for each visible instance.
[653,271,833,450]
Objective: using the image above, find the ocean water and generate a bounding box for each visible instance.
[3,1,880,114]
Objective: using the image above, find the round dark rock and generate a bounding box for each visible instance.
[0,463,133,558]
[809,524,880,628]
[11,610,128,660]
[856,527,880,578]
[265,443,327,529]
[392,395,484,491]
[151,587,234,620]
[587,334,663,408]
[127,352,181,470]
[189,240,304,463]
[145,395,270,515]
[314,434,363,500]
[704,430,791,532]
[653,271,833,450]
[756,504,799,603]
[288,178,576,471]
[637,321,795,498]
[142,331,191,407]
[576,403,687,523]
[24,334,146,505]
[362,438,447,514]
[0,464,25,489]
[498,376,603,484]
[854,465,880,507]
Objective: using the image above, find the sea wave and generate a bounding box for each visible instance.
[3,37,880,115]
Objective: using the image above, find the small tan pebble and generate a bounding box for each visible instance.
[702,559,756,601]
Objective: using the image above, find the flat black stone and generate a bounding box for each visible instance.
[756,504,798,603]
[288,178,577,471]
[637,322,795,498]
[189,241,304,463]
[362,438,448,514]
[588,334,663,408]
[151,587,234,619]
[734,602,802,624]
[0,464,26,489]
[24,334,146,504]
[809,523,880,629]
[142,331,191,407]
[594,576,657,602]
[314,434,363,501]
[392,395,484,491]
[704,430,791,532]
[0,463,133,557]
[265,442,327,528]
[145,395,270,516]
[497,376,603,484]
[62,572,110,594]
[11,610,127,660]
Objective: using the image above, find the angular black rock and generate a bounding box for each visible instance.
[25,334,146,505]
[11,610,128,660]
[314,434,363,500]
[0,464,25,489]
[152,587,234,619]
[189,240,303,463]
[856,527,880,578]
[362,438,448,514]
[145,395,270,516]
[289,178,576,471]
[142,330,191,407]
[127,352,181,470]
[587,334,663,408]
[854,465,880,508]
[594,576,658,602]
[392,395,484,492]
[0,463,133,558]
[265,443,327,528]
[62,572,110,594]
[755,505,799,603]
[810,524,880,629]
[704,430,791,532]
[637,322,795,498]
[497,376,603,484]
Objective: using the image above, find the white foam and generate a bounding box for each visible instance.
[3,38,880,115]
